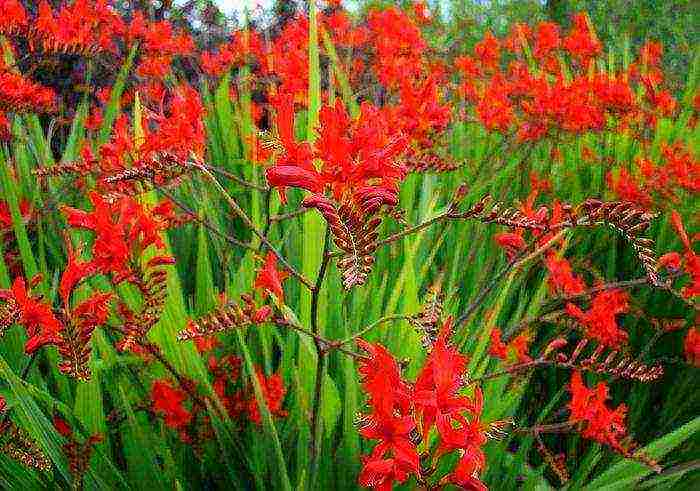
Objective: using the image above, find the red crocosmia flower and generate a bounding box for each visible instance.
[59,241,98,306]
[68,291,112,334]
[412,1,431,25]
[495,232,526,258]
[62,192,172,283]
[254,252,289,303]
[533,22,561,59]
[566,289,629,347]
[414,318,476,442]
[489,328,531,363]
[366,7,426,89]
[510,333,532,363]
[606,168,652,209]
[356,338,418,489]
[568,371,628,453]
[267,98,407,214]
[266,166,324,200]
[684,329,700,367]
[358,455,414,491]
[141,84,207,159]
[639,41,663,67]
[412,319,487,486]
[455,55,482,78]
[0,70,56,114]
[151,379,192,430]
[658,252,682,271]
[53,414,73,438]
[0,111,11,141]
[563,13,601,64]
[356,339,412,415]
[444,449,488,491]
[0,277,62,354]
[474,30,501,70]
[544,253,586,296]
[193,335,220,354]
[0,0,28,33]
[245,367,287,425]
[489,328,508,360]
[252,305,272,324]
[667,211,700,298]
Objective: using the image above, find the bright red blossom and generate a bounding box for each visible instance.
[544,254,586,296]
[568,371,628,453]
[684,329,700,367]
[254,252,289,303]
[0,277,62,354]
[151,380,192,430]
[62,192,174,283]
[566,289,629,347]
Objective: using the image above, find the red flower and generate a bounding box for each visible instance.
[489,328,531,363]
[563,13,601,64]
[533,22,561,60]
[358,455,416,491]
[0,277,62,354]
[474,31,500,70]
[62,192,172,283]
[667,211,700,298]
[357,339,413,415]
[0,70,56,114]
[53,414,73,438]
[489,328,508,360]
[544,253,585,296]
[254,252,289,303]
[0,0,28,33]
[494,232,526,258]
[245,367,287,425]
[444,451,488,491]
[509,333,532,363]
[266,100,408,258]
[414,318,476,440]
[356,338,418,489]
[568,371,628,453]
[59,240,98,306]
[606,168,652,208]
[151,380,192,430]
[566,289,629,347]
[684,329,700,367]
[193,336,220,354]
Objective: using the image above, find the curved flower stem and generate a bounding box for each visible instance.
[455,230,567,329]
[196,165,315,290]
[466,359,549,385]
[269,208,309,223]
[198,162,269,192]
[310,226,332,483]
[337,314,413,346]
[159,187,255,251]
[516,421,577,435]
[272,317,364,359]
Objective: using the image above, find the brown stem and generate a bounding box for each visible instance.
[197,165,314,290]
[142,342,209,412]
[160,187,255,252]
[310,227,332,484]
[337,314,413,346]
[198,162,269,192]
[269,208,309,223]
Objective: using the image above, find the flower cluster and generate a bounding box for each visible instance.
[567,371,629,453]
[0,68,56,114]
[357,318,487,490]
[456,16,677,142]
